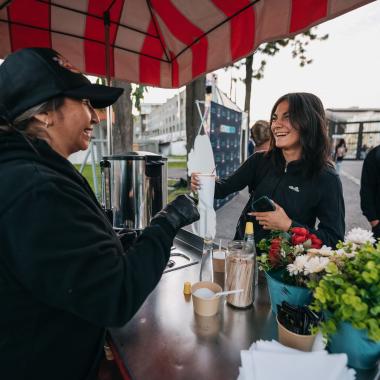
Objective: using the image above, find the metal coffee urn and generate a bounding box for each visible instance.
[100,152,167,233]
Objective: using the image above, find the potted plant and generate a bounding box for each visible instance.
[258,227,326,313]
[309,228,380,369]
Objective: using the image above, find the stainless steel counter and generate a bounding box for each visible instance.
[110,230,379,380]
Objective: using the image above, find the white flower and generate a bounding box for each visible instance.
[307,245,333,256]
[303,256,330,274]
[287,255,309,276]
[293,244,305,254]
[345,227,375,245]
[319,245,333,256]
[335,248,355,258]
[280,248,286,258]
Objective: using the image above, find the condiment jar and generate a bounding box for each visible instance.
[225,240,255,308]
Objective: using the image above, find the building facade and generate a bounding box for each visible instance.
[326,108,380,159]
[134,91,186,156]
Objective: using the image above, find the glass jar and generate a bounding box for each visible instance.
[199,236,214,282]
[225,240,255,308]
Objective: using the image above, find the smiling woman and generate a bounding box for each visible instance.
[38,98,100,158]
[0,47,200,380]
[191,92,345,249]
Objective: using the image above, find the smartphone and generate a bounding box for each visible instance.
[251,196,276,212]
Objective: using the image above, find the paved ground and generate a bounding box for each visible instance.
[169,160,370,244]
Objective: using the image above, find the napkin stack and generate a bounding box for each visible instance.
[237,340,356,380]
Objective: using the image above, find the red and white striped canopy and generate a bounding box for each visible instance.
[0,0,373,88]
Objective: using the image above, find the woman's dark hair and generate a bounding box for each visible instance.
[251,120,270,146]
[268,92,331,177]
[336,138,346,148]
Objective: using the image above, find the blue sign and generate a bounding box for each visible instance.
[209,101,242,209]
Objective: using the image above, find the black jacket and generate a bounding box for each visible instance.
[360,145,380,223]
[0,134,174,380]
[215,151,345,247]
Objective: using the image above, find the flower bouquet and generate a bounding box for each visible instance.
[309,228,380,369]
[258,227,360,314]
[258,227,330,287]
[257,227,327,313]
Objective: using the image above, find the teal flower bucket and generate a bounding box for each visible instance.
[265,269,312,315]
[328,322,380,369]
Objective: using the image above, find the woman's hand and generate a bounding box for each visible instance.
[249,202,292,231]
[190,172,200,192]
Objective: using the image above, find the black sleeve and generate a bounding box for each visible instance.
[360,150,379,222]
[214,154,257,199]
[3,177,173,328]
[292,172,345,247]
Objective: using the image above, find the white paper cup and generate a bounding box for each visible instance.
[191,281,222,317]
[197,174,215,208]
[192,173,216,237]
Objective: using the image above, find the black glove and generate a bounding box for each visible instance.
[116,228,137,251]
[150,194,200,233]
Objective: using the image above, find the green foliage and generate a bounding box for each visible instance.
[168,187,188,203]
[74,164,101,197]
[310,243,380,342]
[251,27,328,80]
[168,161,187,170]
[132,85,147,112]
[231,27,328,82]
[95,78,146,114]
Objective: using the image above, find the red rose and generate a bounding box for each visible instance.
[268,237,282,267]
[292,234,307,245]
[311,239,323,249]
[291,227,308,236]
[269,248,281,267]
[308,233,317,241]
[270,238,281,249]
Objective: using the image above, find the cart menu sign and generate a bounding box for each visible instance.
[209,101,242,209]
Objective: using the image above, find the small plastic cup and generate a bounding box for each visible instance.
[277,317,317,352]
[191,281,222,317]
[213,249,225,289]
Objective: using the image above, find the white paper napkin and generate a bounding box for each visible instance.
[237,340,356,380]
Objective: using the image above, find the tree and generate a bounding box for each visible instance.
[237,28,329,127]
[112,82,148,154]
[112,79,134,154]
[96,78,146,154]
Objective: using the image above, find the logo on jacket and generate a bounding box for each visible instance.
[289,185,300,192]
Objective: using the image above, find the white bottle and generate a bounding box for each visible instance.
[244,222,258,287]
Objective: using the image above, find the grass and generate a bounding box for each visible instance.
[74,164,101,197]
[168,187,189,202]
[168,161,187,169]
[168,155,186,160]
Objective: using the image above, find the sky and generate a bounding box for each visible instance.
[141,0,380,122]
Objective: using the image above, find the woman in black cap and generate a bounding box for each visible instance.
[0,48,199,380]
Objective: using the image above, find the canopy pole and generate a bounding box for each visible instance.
[104,10,113,156]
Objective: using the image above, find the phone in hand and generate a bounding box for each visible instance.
[251,196,276,212]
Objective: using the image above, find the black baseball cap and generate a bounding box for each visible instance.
[0,47,123,123]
